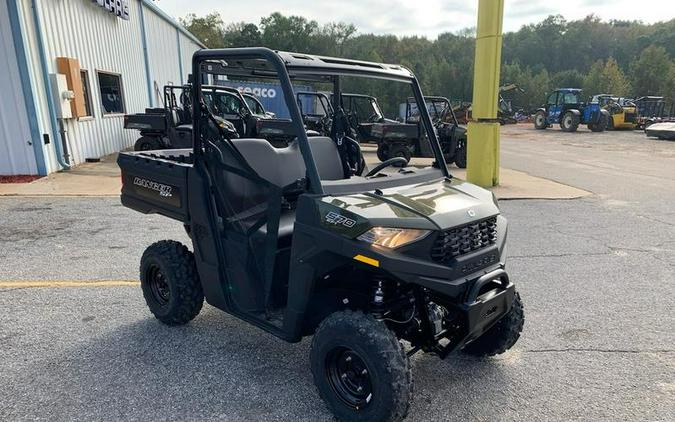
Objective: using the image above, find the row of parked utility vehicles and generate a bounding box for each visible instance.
[125,74,468,169]
[117,48,523,422]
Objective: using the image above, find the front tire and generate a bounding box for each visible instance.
[560,112,579,132]
[462,292,524,357]
[590,114,607,132]
[310,310,412,422]
[534,111,547,129]
[140,240,203,325]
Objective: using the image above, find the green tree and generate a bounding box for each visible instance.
[315,22,357,56]
[583,58,631,95]
[223,22,262,47]
[551,70,585,89]
[179,12,225,48]
[179,12,675,114]
[629,45,675,96]
[259,13,320,52]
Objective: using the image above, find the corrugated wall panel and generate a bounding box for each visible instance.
[144,9,181,105]
[179,32,200,83]
[0,2,36,175]
[16,0,202,172]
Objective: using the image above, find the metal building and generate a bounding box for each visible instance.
[1,0,203,176]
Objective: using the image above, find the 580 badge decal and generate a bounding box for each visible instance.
[324,211,356,228]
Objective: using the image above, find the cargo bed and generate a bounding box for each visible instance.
[118,149,193,222]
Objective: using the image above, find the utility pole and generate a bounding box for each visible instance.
[467,0,504,187]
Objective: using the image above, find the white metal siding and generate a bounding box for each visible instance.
[144,9,181,105]
[14,0,202,173]
[179,32,199,83]
[0,3,36,175]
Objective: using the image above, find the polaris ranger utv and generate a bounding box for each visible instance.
[124,85,240,150]
[382,96,467,168]
[118,48,524,422]
[297,91,334,136]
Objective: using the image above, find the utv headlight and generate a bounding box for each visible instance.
[357,227,430,249]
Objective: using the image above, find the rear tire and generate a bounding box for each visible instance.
[310,310,412,422]
[534,111,547,129]
[462,292,524,357]
[134,136,163,151]
[454,138,467,169]
[140,240,203,325]
[376,144,390,162]
[389,145,411,167]
[560,112,579,132]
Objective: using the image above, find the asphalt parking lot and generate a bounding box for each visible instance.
[1,124,674,421]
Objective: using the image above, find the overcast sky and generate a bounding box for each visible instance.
[154,0,673,38]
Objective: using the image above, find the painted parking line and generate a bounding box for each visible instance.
[0,280,140,288]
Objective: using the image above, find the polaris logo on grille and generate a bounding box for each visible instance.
[133,177,173,198]
[467,209,476,217]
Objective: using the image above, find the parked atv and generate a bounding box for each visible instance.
[534,88,609,132]
[339,93,417,144]
[385,96,468,168]
[117,48,524,422]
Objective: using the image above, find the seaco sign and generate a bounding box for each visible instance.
[91,0,130,20]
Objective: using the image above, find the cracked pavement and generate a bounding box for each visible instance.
[1,125,674,421]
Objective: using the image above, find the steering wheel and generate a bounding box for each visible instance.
[367,113,381,123]
[365,157,408,177]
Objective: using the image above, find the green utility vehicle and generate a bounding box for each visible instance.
[117,48,524,422]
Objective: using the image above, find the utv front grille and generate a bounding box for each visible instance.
[431,217,497,263]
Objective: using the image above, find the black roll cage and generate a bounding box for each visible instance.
[406,96,460,126]
[296,91,334,116]
[165,84,252,116]
[191,47,450,194]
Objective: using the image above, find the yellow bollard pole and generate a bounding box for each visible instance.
[466,0,504,187]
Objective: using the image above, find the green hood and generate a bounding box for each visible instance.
[321,178,498,231]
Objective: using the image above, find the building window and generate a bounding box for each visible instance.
[97,71,125,114]
[80,70,93,117]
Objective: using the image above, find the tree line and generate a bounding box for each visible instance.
[181,12,675,115]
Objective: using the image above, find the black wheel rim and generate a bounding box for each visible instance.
[147,265,170,306]
[326,347,373,410]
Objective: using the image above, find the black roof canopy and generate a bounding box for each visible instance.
[200,49,415,83]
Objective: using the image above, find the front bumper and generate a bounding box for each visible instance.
[429,268,515,358]
[461,269,515,343]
